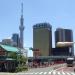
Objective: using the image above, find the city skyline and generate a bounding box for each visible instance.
[0,0,75,56]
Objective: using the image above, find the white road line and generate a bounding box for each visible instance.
[48,69,54,74]
[17,71,75,75]
[44,72,47,74]
[54,66,65,71]
[35,72,38,74]
[66,72,71,75]
[53,71,56,75]
[24,73,29,74]
[29,72,34,74]
[71,72,75,75]
[48,72,51,74]
[57,71,61,75]
[39,72,43,74]
[62,71,66,75]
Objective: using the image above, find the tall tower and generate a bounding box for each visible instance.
[19,3,24,48]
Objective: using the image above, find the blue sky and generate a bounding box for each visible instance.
[0,0,75,56]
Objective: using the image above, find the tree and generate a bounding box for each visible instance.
[8,51,28,66]
[7,52,17,59]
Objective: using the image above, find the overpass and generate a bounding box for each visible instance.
[28,56,75,61]
[28,42,75,61]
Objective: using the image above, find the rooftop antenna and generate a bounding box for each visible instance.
[21,2,23,17]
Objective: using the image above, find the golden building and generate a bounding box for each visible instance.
[33,23,52,56]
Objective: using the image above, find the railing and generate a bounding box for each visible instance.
[28,56,74,60]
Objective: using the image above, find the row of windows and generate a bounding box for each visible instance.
[33,24,52,29]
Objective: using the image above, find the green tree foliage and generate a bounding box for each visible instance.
[17,54,27,65]
[8,52,27,65]
[7,52,17,59]
[7,52,28,72]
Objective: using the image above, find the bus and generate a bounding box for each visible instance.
[66,57,74,67]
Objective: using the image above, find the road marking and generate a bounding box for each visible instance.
[66,72,71,75]
[39,72,43,74]
[48,72,51,74]
[18,70,75,75]
[57,71,61,75]
[54,66,66,71]
[48,69,54,74]
[53,71,56,75]
[29,72,34,74]
[71,72,75,75]
[43,72,47,74]
[24,73,29,74]
[34,72,38,74]
[62,71,66,75]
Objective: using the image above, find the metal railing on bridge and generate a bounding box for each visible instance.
[28,56,74,60]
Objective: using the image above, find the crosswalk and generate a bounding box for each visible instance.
[17,71,75,75]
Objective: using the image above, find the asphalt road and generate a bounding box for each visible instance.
[0,64,75,75]
[16,63,75,75]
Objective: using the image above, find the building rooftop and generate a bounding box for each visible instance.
[56,28,72,31]
[0,44,19,52]
[33,22,52,29]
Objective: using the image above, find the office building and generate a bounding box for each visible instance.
[2,38,13,46]
[12,33,20,47]
[55,28,74,56]
[33,23,52,56]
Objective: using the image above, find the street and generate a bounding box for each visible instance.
[0,63,75,75]
[16,63,75,75]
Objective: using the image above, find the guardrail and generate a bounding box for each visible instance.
[28,56,74,60]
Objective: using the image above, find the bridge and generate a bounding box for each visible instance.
[28,42,75,61]
[28,56,75,61]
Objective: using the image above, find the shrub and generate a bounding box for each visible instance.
[15,66,28,72]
